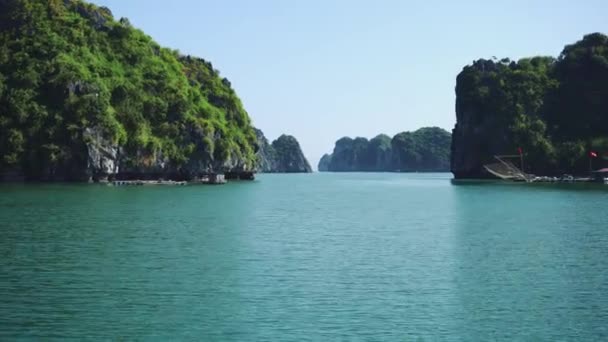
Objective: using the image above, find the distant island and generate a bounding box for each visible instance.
[452,33,608,179]
[255,129,312,173]
[319,127,451,172]
[0,0,310,182]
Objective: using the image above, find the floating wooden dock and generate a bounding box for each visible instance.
[529,176,593,183]
[110,180,188,186]
[191,174,227,185]
[109,173,229,186]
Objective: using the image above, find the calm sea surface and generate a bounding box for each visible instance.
[1,173,607,340]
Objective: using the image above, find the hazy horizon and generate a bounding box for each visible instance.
[94,0,607,169]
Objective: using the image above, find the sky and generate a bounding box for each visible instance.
[95,0,607,169]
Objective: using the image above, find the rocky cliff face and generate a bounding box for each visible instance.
[84,127,119,180]
[450,118,510,179]
[69,125,251,182]
[255,130,312,173]
[254,128,277,173]
[450,58,535,179]
[451,63,512,179]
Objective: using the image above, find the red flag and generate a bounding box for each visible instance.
[590,151,598,158]
[518,147,523,155]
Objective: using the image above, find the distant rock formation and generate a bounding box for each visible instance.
[318,154,332,172]
[255,129,312,173]
[254,128,278,173]
[319,127,451,172]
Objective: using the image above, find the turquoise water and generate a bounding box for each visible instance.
[1,173,608,340]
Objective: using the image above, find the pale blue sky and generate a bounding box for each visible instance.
[95,0,607,168]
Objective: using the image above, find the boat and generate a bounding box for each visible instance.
[591,168,608,184]
[484,155,534,182]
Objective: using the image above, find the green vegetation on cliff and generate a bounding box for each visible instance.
[452,33,608,178]
[255,129,312,173]
[271,135,312,173]
[0,0,257,180]
[320,127,451,172]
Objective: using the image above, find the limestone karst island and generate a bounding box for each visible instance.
[0,0,311,184]
[451,32,608,182]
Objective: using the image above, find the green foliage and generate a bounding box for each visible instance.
[270,135,312,173]
[556,141,586,170]
[391,127,451,171]
[368,134,392,171]
[391,132,420,171]
[510,113,556,172]
[0,0,257,178]
[328,137,356,171]
[2,128,25,165]
[550,33,608,141]
[455,33,608,174]
[591,137,608,151]
[322,127,451,172]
